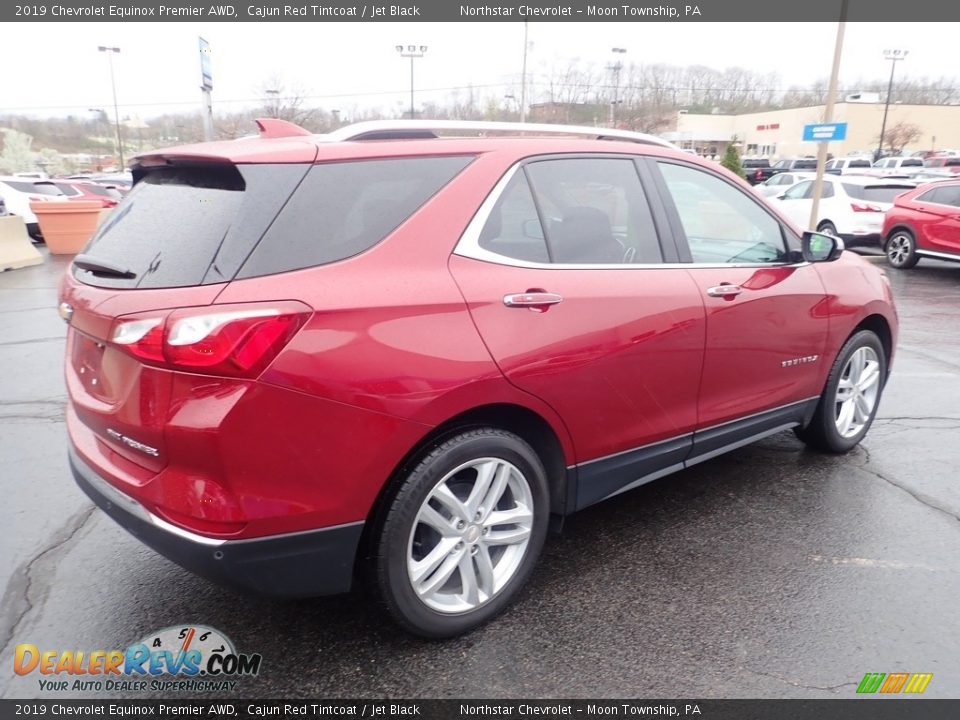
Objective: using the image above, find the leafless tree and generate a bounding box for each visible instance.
[878,121,922,154]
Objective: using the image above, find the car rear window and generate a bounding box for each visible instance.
[81,184,115,198]
[236,156,473,280]
[54,183,82,196]
[847,160,871,168]
[75,157,472,289]
[7,180,63,195]
[843,183,914,204]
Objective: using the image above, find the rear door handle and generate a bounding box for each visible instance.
[503,292,564,308]
[706,284,743,298]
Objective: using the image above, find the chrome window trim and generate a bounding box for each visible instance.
[453,159,810,271]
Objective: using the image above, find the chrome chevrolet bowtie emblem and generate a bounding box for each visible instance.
[58,302,74,324]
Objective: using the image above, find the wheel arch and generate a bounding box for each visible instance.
[884,222,916,242]
[853,313,894,375]
[355,402,573,580]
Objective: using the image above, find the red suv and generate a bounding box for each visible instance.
[61,120,898,637]
[883,180,960,269]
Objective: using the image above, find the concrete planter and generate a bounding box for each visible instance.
[30,200,102,255]
[0,215,44,271]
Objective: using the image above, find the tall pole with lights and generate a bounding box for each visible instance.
[98,45,124,169]
[609,47,627,127]
[396,45,428,119]
[876,49,908,161]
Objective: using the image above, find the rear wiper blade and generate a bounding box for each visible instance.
[73,254,137,279]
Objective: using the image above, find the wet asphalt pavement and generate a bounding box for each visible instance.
[1,251,958,700]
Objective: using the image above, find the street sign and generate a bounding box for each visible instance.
[199,36,213,91]
[803,122,847,142]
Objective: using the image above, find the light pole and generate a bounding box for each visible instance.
[396,45,428,119]
[98,46,124,169]
[264,88,280,118]
[876,48,908,161]
[608,47,627,127]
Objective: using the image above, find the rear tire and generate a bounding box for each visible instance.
[795,330,887,453]
[885,229,919,269]
[373,428,549,638]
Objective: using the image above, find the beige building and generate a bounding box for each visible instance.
[662,102,960,159]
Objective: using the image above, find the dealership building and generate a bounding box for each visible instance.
[660,100,960,159]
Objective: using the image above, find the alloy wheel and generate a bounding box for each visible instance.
[834,346,881,438]
[406,458,534,614]
[887,233,913,267]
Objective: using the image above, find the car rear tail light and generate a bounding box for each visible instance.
[850,202,882,212]
[754,170,762,180]
[110,302,311,378]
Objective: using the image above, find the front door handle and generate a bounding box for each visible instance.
[503,291,564,309]
[706,284,743,298]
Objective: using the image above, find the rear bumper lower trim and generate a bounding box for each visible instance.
[69,447,363,598]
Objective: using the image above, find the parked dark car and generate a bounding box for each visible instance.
[772,157,819,173]
[60,120,898,638]
[742,158,776,185]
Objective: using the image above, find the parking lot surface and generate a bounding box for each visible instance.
[1,252,958,699]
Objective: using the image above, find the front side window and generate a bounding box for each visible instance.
[658,162,789,265]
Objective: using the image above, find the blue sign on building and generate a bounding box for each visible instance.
[803,122,848,142]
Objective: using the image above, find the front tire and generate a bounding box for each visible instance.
[373,428,549,638]
[817,220,838,236]
[796,330,887,453]
[885,229,919,269]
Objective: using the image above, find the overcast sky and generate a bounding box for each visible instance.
[1,22,954,120]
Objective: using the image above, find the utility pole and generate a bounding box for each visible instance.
[876,49,908,161]
[808,0,848,232]
[396,45,428,119]
[608,47,627,127]
[520,21,529,123]
[98,46,124,169]
[199,36,214,142]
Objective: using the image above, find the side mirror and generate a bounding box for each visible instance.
[802,230,844,262]
[776,193,788,200]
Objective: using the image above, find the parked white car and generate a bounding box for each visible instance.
[872,156,924,175]
[0,176,69,240]
[755,171,817,197]
[770,175,916,248]
[825,157,874,175]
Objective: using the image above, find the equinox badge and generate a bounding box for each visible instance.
[106,429,159,457]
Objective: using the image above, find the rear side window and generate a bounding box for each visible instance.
[843,183,913,204]
[524,158,662,264]
[238,156,471,279]
[920,186,960,207]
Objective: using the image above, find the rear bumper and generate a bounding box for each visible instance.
[70,447,363,598]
